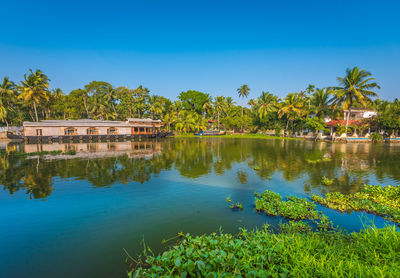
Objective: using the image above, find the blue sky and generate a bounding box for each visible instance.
[1,0,399,101]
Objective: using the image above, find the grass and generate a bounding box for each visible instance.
[128,223,400,277]
[312,184,400,225]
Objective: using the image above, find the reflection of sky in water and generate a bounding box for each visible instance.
[0,139,399,278]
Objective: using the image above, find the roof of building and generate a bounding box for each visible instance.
[23,118,162,127]
[126,118,161,122]
[326,120,364,127]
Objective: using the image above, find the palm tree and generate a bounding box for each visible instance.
[237,84,250,131]
[18,69,50,122]
[202,99,213,118]
[278,93,304,133]
[311,88,332,118]
[175,111,196,133]
[0,77,16,128]
[148,95,163,120]
[104,87,118,116]
[330,67,380,135]
[214,96,225,130]
[193,114,208,132]
[163,112,177,131]
[256,91,279,119]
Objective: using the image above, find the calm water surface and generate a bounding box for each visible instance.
[1,138,400,278]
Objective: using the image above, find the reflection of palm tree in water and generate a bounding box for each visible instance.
[237,139,248,184]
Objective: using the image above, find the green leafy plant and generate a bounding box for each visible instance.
[129,224,400,277]
[321,176,334,186]
[226,195,243,210]
[312,184,400,225]
[370,132,383,142]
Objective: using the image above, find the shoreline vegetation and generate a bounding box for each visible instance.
[1,67,399,140]
[172,134,302,140]
[129,185,400,277]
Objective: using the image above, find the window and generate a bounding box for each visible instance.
[87,127,98,135]
[134,127,139,132]
[36,129,42,136]
[64,127,77,135]
[107,127,118,135]
[139,127,144,132]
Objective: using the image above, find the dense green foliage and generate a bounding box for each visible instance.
[129,186,400,277]
[312,185,400,224]
[2,67,398,136]
[129,224,400,277]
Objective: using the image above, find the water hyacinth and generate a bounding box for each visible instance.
[312,184,400,224]
[254,190,322,221]
[129,224,400,277]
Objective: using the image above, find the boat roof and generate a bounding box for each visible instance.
[23,118,161,127]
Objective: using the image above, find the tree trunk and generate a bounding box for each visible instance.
[345,108,351,136]
[285,119,290,134]
[33,102,39,122]
[83,95,89,118]
[241,97,244,132]
[217,110,220,131]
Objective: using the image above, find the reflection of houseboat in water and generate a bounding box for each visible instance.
[7,118,171,142]
[24,141,162,159]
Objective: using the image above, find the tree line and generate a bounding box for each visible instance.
[1,66,399,135]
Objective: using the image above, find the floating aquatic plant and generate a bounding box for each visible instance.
[321,176,334,185]
[312,185,400,225]
[129,223,400,277]
[226,196,243,210]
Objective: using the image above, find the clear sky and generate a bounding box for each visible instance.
[1,0,399,102]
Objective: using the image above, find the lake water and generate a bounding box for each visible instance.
[1,138,399,278]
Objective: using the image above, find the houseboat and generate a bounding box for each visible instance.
[8,118,170,142]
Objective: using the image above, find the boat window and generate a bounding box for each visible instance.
[36,129,42,136]
[64,127,77,135]
[107,127,118,135]
[87,127,98,135]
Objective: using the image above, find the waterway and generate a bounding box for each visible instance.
[1,138,399,277]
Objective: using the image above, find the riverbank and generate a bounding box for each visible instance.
[172,134,303,140]
[129,186,400,277]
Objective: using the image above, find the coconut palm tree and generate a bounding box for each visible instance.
[18,69,50,122]
[193,114,208,132]
[0,77,16,128]
[330,67,380,135]
[311,88,332,118]
[237,84,250,131]
[278,93,305,134]
[175,111,196,133]
[149,95,163,120]
[214,96,225,130]
[163,112,177,131]
[256,91,279,120]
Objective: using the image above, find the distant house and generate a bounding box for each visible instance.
[326,108,377,136]
[23,118,163,137]
[343,108,377,120]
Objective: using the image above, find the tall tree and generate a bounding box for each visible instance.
[330,67,380,134]
[18,69,50,122]
[0,77,16,127]
[237,84,250,131]
[278,93,304,133]
[256,91,279,120]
